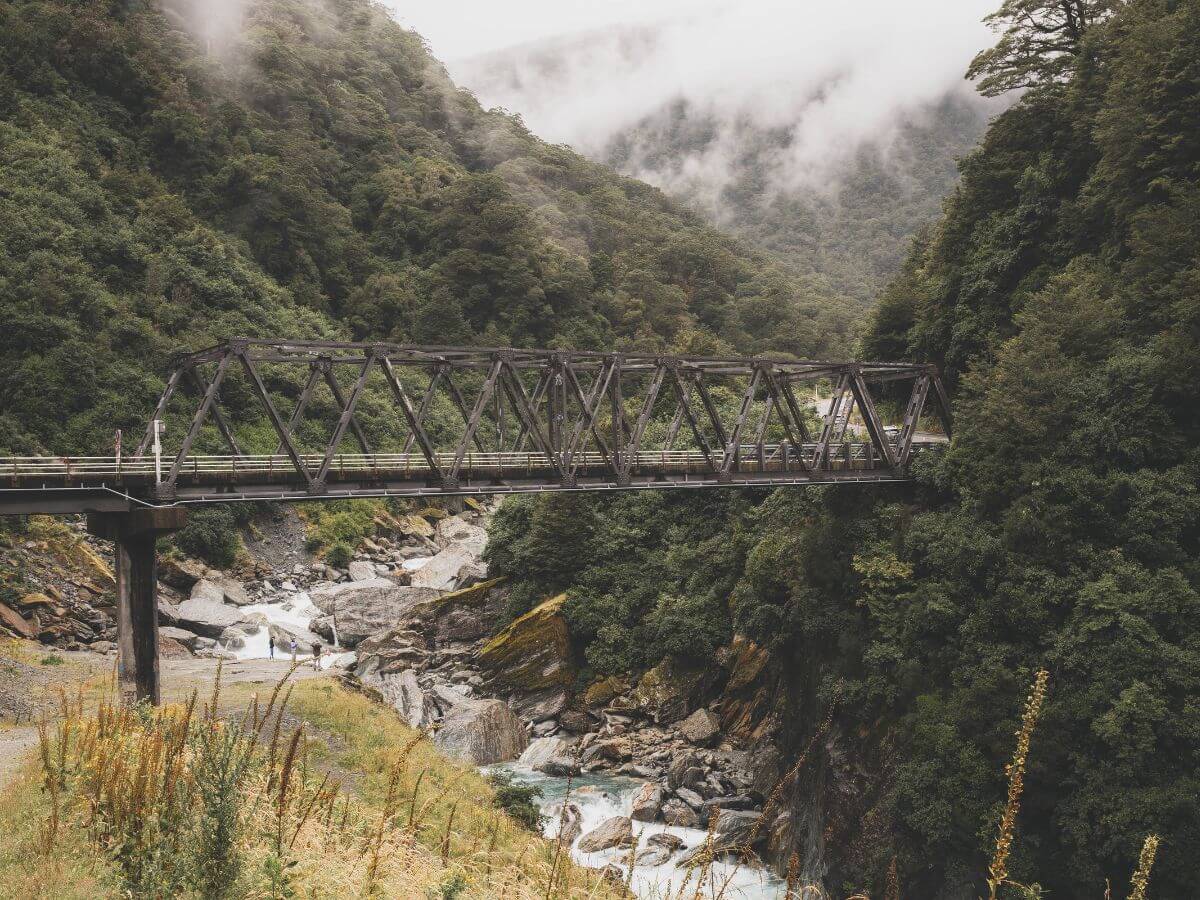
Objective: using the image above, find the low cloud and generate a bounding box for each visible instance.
[393,0,999,193]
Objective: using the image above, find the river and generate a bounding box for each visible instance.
[490,763,788,899]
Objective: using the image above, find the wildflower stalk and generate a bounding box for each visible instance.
[1127,834,1159,900]
[987,668,1049,900]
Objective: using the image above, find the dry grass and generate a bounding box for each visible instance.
[0,667,627,899]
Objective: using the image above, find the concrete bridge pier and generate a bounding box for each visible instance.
[87,507,188,705]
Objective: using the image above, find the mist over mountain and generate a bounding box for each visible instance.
[402,1,1001,305]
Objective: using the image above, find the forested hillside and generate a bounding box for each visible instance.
[492,0,1200,895]
[0,0,852,455]
[604,92,994,306]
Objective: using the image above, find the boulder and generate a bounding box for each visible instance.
[219,626,249,650]
[371,669,437,729]
[434,516,488,555]
[583,676,628,708]
[637,832,684,866]
[434,698,527,764]
[160,628,217,657]
[712,809,761,851]
[661,799,699,828]
[190,577,252,607]
[157,597,180,626]
[630,782,663,822]
[347,560,376,582]
[559,709,596,733]
[631,657,716,725]
[157,555,207,591]
[478,593,575,695]
[675,787,705,810]
[410,546,477,591]
[309,579,440,646]
[159,637,191,659]
[679,708,721,746]
[596,864,626,886]
[519,736,572,769]
[0,603,35,639]
[554,802,584,846]
[701,795,756,815]
[667,751,701,790]
[577,816,634,853]
[175,594,243,639]
[540,755,581,777]
[431,682,471,712]
[429,579,507,642]
[511,688,570,723]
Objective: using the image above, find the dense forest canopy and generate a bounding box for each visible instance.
[3,0,1199,896]
[492,0,1200,895]
[0,0,855,455]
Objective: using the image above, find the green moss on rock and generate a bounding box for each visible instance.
[478,593,575,693]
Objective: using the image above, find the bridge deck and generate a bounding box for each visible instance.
[0,441,943,512]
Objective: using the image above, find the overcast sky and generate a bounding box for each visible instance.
[386,1,1000,191]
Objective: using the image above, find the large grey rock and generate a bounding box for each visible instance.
[410,546,476,591]
[661,799,699,828]
[511,688,570,724]
[219,626,249,650]
[679,708,720,746]
[630,782,663,822]
[675,787,705,810]
[191,577,252,608]
[554,802,584,847]
[518,736,578,776]
[175,595,243,639]
[519,736,571,769]
[431,682,471,712]
[637,831,684,866]
[434,517,488,555]
[434,699,527,764]
[159,625,202,650]
[577,816,634,853]
[667,751,701,790]
[711,809,761,851]
[371,669,437,729]
[347,560,377,582]
[308,579,439,646]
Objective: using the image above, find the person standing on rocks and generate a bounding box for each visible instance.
[311,641,322,671]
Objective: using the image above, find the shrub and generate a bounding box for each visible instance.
[174,506,253,568]
[486,772,543,832]
[325,542,352,569]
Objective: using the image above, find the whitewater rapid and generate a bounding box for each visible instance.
[490,764,787,899]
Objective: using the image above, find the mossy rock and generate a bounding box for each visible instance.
[434,577,507,609]
[583,675,629,708]
[631,657,716,724]
[478,593,575,693]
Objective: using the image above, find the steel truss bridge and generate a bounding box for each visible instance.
[0,339,951,704]
[1,339,952,515]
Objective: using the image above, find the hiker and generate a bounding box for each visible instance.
[289,638,297,662]
[268,634,275,659]
[311,641,322,670]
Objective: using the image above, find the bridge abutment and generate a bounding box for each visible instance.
[87,507,188,706]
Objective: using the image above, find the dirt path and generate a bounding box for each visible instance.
[0,652,332,788]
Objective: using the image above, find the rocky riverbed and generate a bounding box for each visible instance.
[2,499,794,894]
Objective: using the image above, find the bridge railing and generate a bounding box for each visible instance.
[1,440,944,482]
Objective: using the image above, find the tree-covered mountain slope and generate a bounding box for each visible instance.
[457,25,997,312]
[490,0,1200,895]
[0,0,853,455]
[604,91,995,307]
